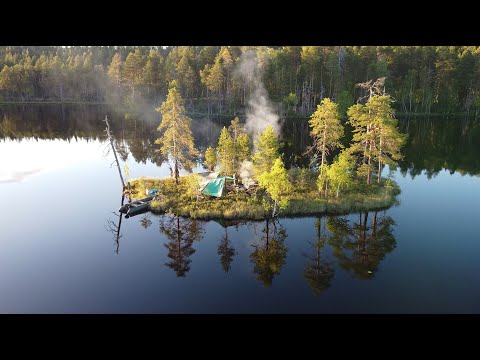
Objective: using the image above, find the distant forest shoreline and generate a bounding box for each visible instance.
[0,101,475,119]
[1,46,480,117]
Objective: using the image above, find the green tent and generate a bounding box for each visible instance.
[201,176,235,197]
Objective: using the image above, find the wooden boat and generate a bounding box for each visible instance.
[119,196,155,217]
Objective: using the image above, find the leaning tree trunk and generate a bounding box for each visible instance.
[321,128,328,195]
[321,127,327,168]
[378,160,382,184]
[362,124,370,183]
[272,200,277,218]
[377,131,383,184]
[174,159,179,185]
[367,156,371,184]
[367,136,372,185]
[104,116,126,189]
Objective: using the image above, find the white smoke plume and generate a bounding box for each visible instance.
[239,160,255,188]
[236,51,282,143]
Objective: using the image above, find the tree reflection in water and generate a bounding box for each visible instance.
[139,213,152,229]
[104,194,126,255]
[250,219,288,287]
[218,228,236,273]
[303,216,335,296]
[327,211,396,279]
[111,207,395,289]
[215,219,240,273]
[159,214,205,277]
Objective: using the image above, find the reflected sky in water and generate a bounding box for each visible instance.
[0,139,97,183]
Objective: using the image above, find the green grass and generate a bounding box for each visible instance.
[128,174,400,220]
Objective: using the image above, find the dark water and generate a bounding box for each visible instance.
[1,105,480,313]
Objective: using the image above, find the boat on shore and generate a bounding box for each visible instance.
[119,196,155,217]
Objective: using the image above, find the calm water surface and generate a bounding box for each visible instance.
[0,105,479,313]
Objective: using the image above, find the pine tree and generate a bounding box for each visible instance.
[368,96,406,183]
[327,150,355,197]
[202,55,224,94]
[176,47,196,97]
[122,49,145,96]
[252,125,280,180]
[347,102,376,184]
[142,50,165,97]
[348,95,405,184]
[155,80,199,185]
[307,98,344,194]
[236,133,251,164]
[204,146,217,171]
[258,158,293,217]
[217,126,234,176]
[228,117,250,173]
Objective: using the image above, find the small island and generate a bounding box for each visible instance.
[124,78,405,220]
[128,175,400,220]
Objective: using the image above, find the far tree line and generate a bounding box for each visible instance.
[1,46,480,115]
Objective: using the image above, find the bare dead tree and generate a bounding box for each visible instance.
[356,77,386,103]
[105,216,122,254]
[103,115,126,189]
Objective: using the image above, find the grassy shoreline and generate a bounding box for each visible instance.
[127,175,400,220]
